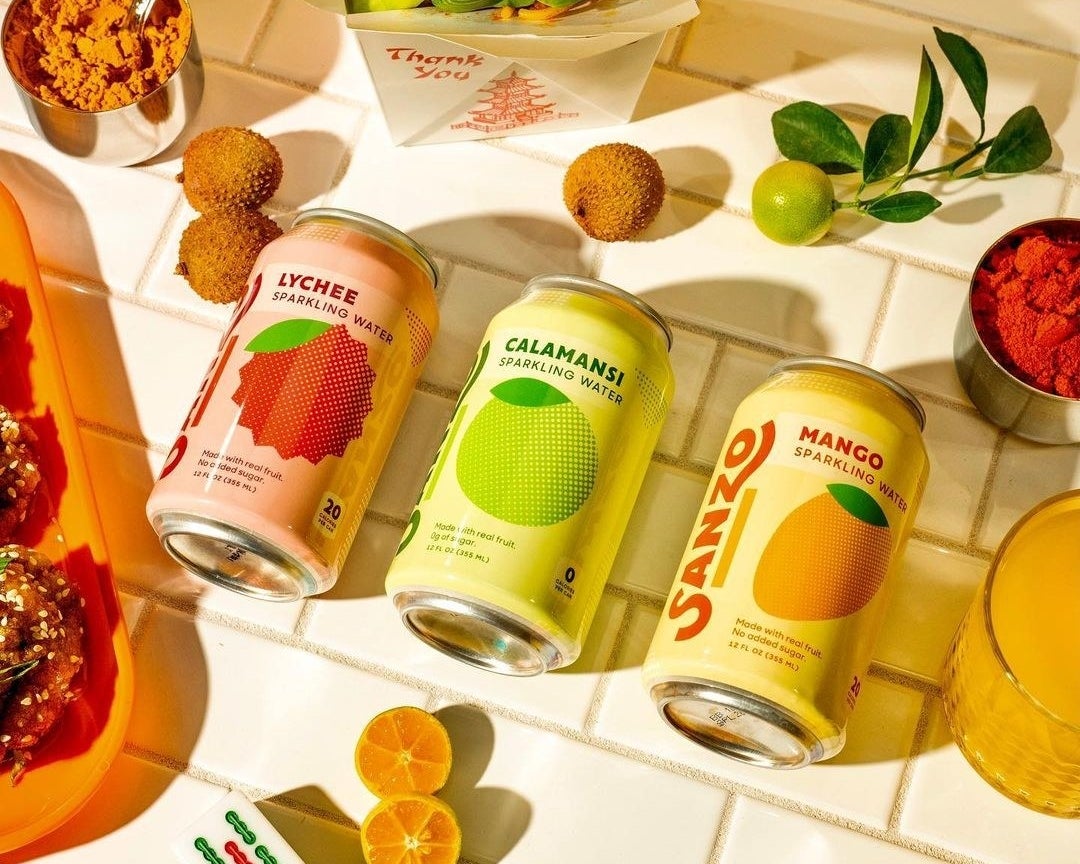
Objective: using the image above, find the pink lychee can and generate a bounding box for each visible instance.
[146,208,439,601]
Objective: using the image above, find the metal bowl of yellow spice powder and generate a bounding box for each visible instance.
[2,0,203,167]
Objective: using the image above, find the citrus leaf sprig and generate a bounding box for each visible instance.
[770,27,1053,224]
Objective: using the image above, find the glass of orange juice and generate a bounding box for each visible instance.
[941,490,1080,817]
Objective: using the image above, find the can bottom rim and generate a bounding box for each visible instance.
[650,678,840,769]
[151,510,318,602]
[393,589,567,676]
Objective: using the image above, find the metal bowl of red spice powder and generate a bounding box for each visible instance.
[955,217,1080,444]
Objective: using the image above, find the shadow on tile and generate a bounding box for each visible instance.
[0,151,101,282]
[437,703,531,863]
[3,609,210,858]
[641,278,827,352]
[411,215,590,279]
[267,129,351,210]
[632,71,720,121]
[879,359,962,401]
[0,755,186,862]
[258,789,364,864]
[266,783,355,831]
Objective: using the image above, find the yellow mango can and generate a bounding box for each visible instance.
[642,356,928,768]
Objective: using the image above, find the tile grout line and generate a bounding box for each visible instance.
[76,416,161,452]
[581,595,637,736]
[678,339,726,461]
[867,661,942,696]
[4,9,1068,862]
[121,687,991,864]
[124,598,157,654]
[292,597,316,640]
[320,101,374,210]
[120,585,986,859]
[241,0,283,69]
[844,0,1080,60]
[966,430,1007,549]
[706,793,740,864]
[131,187,186,301]
[888,689,941,834]
[37,262,232,333]
[123,741,364,831]
[862,259,902,366]
[666,18,696,68]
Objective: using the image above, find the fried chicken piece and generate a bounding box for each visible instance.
[0,545,84,783]
[0,590,36,705]
[0,407,42,543]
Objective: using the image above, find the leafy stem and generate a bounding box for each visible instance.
[903,138,995,182]
[769,27,1052,225]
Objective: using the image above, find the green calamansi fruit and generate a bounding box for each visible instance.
[456,378,598,527]
[751,160,836,246]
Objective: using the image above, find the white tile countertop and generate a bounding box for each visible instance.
[1,0,1078,862]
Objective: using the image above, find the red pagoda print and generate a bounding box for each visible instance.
[454,71,556,133]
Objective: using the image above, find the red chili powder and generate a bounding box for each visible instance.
[971,226,1080,398]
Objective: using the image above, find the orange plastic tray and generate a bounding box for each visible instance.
[0,181,134,852]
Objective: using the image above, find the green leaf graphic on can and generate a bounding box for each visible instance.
[244,318,333,352]
[456,377,598,526]
[753,482,892,620]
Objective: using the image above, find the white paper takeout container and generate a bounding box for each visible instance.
[304,0,699,145]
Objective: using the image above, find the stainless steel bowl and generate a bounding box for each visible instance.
[1,0,203,167]
[954,218,1080,444]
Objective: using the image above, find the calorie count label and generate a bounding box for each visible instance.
[314,492,346,537]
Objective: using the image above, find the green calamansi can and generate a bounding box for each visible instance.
[386,274,673,675]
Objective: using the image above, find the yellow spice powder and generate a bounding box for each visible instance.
[7,0,192,112]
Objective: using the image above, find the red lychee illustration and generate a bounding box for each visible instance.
[232,322,377,463]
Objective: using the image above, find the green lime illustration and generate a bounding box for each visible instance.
[456,377,598,526]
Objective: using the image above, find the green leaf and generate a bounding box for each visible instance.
[933,27,988,137]
[491,377,569,408]
[908,48,943,169]
[771,102,864,175]
[827,483,889,528]
[865,190,942,223]
[863,114,912,183]
[244,319,332,353]
[984,106,1053,174]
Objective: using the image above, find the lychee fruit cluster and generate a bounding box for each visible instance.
[175,127,284,304]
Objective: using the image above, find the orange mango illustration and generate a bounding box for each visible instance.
[754,483,891,620]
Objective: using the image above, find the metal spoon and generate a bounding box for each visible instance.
[124,0,156,35]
